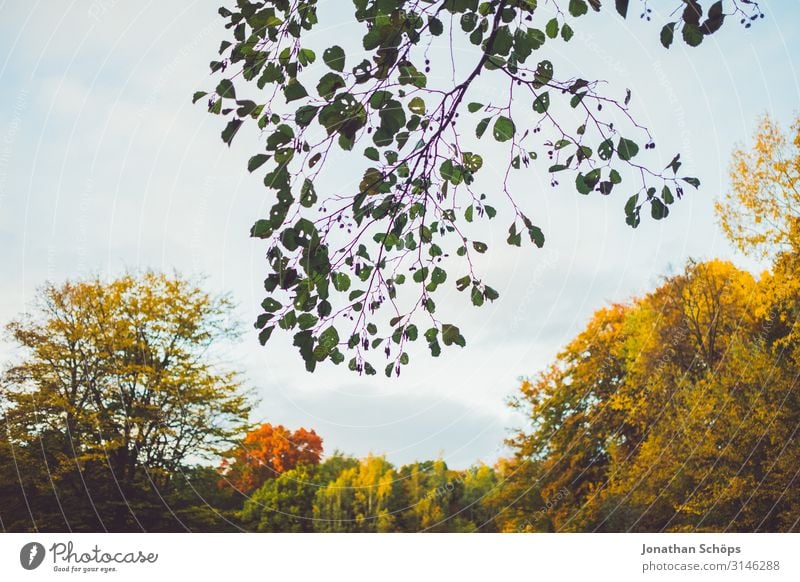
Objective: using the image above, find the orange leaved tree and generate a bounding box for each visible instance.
[220,423,323,494]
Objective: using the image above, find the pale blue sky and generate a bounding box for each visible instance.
[1,1,799,468]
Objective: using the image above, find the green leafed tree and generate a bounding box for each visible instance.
[239,452,359,531]
[196,0,763,375]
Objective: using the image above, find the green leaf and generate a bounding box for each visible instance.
[471,286,484,307]
[456,275,471,291]
[323,45,346,71]
[682,176,701,188]
[409,96,426,115]
[293,331,316,372]
[625,194,639,215]
[248,154,270,172]
[258,326,274,345]
[221,119,243,146]
[473,241,488,253]
[462,152,482,172]
[666,153,682,174]
[429,16,444,36]
[251,219,272,238]
[316,72,345,99]
[532,92,550,114]
[318,326,339,350]
[369,91,392,109]
[561,23,574,41]
[476,117,491,138]
[295,105,318,127]
[431,266,447,285]
[545,18,558,39]
[598,138,614,160]
[568,0,588,17]
[441,324,465,347]
[467,102,483,113]
[215,79,235,99]
[424,327,437,342]
[261,297,282,312]
[192,91,207,104]
[284,80,308,103]
[617,137,639,161]
[300,179,317,208]
[333,272,351,292]
[493,116,515,142]
[650,197,668,220]
[298,313,318,330]
[534,60,553,87]
[660,22,675,48]
[490,25,513,56]
[298,48,316,66]
[662,185,674,205]
[398,62,427,88]
[329,349,345,365]
[440,159,463,185]
[526,28,546,51]
[527,224,545,247]
[682,23,703,47]
[576,169,601,194]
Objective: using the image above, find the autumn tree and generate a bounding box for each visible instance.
[239,452,501,532]
[492,113,800,533]
[499,255,800,532]
[595,261,765,531]
[716,115,800,259]
[195,0,763,376]
[0,272,252,531]
[313,454,402,532]
[711,115,800,530]
[221,423,323,494]
[501,302,632,531]
[396,459,459,531]
[485,457,549,532]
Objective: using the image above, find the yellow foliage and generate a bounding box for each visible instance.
[500,255,800,532]
[716,115,800,258]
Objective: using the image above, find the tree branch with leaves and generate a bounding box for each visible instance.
[196,0,762,376]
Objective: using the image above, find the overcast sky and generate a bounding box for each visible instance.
[1,1,799,468]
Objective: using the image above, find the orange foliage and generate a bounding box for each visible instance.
[221,423,323,493]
